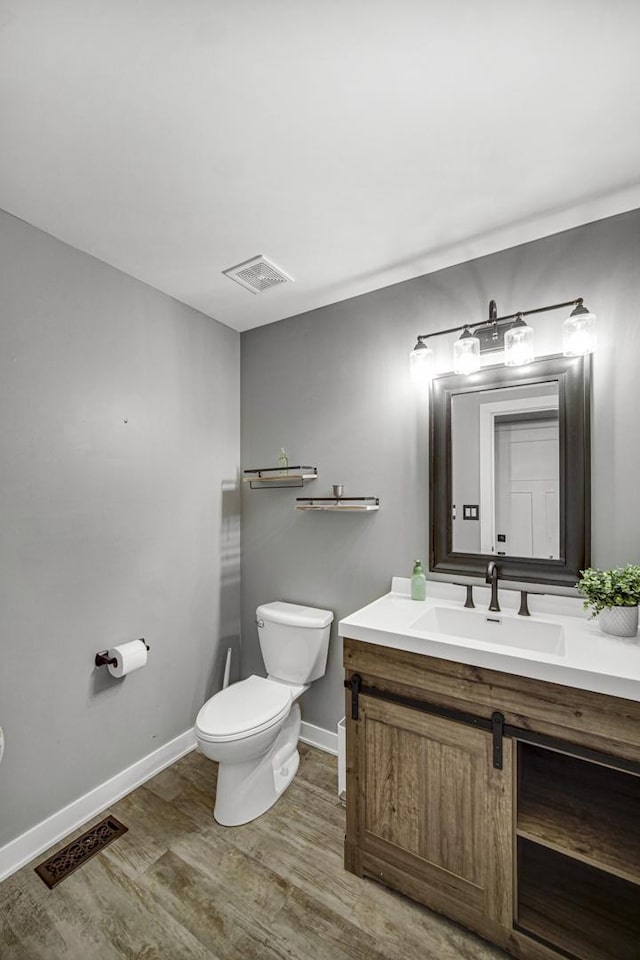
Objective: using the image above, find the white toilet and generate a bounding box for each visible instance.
[195,601,333,826]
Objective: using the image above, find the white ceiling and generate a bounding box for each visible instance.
[1,0,639,333]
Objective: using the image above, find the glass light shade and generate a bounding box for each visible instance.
[504,318,534,366]
[563,306,596,356]
[409,342,434,384]
[453,328,480,375]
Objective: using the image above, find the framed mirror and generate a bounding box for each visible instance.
[430,354,591,587]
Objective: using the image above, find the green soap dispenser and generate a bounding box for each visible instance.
[411,560,426,600]
[278,448,289,475]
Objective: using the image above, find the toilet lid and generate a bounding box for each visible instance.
[195,675,292,742]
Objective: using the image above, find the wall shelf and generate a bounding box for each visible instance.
[243,466,318,489]
[296,497,379,512]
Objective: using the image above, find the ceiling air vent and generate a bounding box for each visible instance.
[222,255,294,295]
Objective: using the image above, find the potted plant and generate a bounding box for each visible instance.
[576,564,640,637]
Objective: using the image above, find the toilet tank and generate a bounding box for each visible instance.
[256,601,334,684]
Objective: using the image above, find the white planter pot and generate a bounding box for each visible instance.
[598,606,639,638]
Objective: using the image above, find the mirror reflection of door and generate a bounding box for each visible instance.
[451,381,560,560]
[494,415,559,559]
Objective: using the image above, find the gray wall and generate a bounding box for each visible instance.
[241,208,640,733]
[3,204,637,846]
[0,210,240,847]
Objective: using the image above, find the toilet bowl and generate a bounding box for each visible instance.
[195,601,333,825]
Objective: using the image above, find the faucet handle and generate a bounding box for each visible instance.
[454,583,475,609]
[518,591,531,617]
[516,589,548,615]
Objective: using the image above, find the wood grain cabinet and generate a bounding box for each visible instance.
[343,638,640,960]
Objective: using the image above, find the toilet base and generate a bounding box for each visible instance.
[213,703,302,826]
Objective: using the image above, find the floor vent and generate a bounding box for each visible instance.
[222,255,293,294]
[34,815,128,888]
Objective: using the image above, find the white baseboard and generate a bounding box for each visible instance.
[0,728,197,883]
[0,721,338,883]
[299,720,338,756]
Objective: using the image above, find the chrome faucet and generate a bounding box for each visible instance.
[486,561,500,612]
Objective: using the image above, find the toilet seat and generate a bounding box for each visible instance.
[195,675,292,744]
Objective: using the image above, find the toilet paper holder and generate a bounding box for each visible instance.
[95,639,150,668]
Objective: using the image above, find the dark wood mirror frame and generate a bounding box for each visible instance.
[430,354,591,587]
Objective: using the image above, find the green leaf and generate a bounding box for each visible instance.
[576,564,640,617]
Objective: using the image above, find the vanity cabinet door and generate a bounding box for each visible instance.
[346,693,513,943]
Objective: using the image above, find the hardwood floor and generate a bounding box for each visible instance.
[0,744,509,960]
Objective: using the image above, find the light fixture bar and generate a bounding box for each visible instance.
[410,295,596,385]
[415,297,585,342]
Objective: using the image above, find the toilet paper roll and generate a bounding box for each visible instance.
[107,639,148,678]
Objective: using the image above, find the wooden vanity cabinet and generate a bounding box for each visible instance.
[343,638,640,960]
[345,682,513,943]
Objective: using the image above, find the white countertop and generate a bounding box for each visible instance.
[339,579,640,703]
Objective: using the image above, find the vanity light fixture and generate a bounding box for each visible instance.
[504,313,534,366]
[409,337,434,383]
[453,326,481,375]
[411,296,596,382]
[563,301,597,356]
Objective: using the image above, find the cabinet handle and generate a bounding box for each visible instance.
[492,711,505,769]
[346,674,362,720]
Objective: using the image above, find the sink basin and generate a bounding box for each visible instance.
[411,606,565,654]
